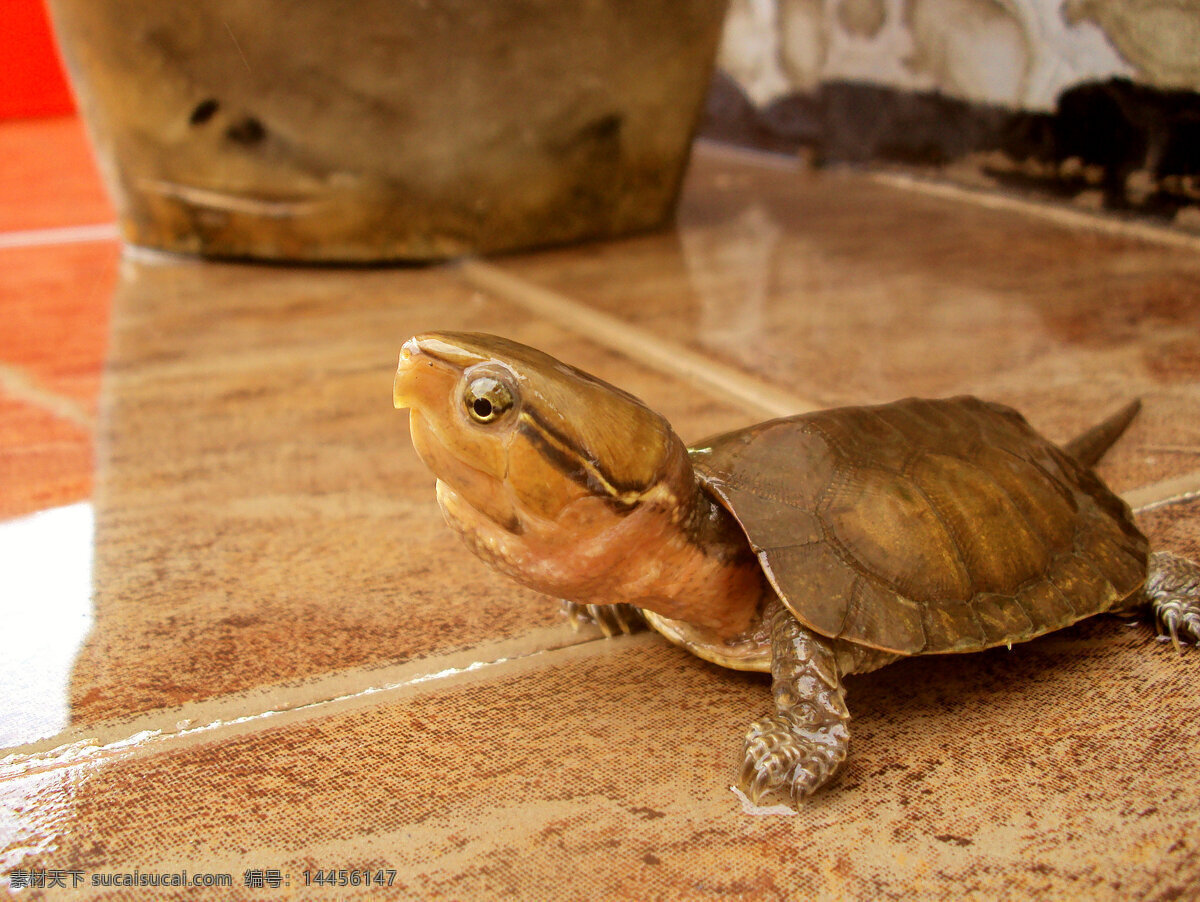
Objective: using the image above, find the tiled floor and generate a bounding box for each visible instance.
[2,119,1200,899]
[0,116,117,521]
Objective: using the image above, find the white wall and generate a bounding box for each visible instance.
[718,0,1200,111]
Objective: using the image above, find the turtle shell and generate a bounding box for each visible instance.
[690,397,1149,655]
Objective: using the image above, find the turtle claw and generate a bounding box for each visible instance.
[740,731,788,805]
[562,600,587,632]
[1160,608,1184,653]
[1144,552,1200,654]
[1156,605,1200,652]
[610,604,640,635]
[559,600,644,637]
[749,766,775,806]
[590,604,618,637]
[738,713,848,806]
[738,755,758,792]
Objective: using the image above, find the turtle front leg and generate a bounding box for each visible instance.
[1141,551,1200,650]
[740,600,850,804]
[560,600,645,637]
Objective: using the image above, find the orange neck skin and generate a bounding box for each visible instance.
[437,480,768,641]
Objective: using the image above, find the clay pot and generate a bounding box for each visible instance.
[49,1,728,261]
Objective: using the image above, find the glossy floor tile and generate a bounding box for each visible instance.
[67,256,750,730]
[0,503,92,747]
[5,501,1199,898]
[490,146,1200,493]
[3,135,1200,900]
[0,118,117,519]
[0,240,116,516]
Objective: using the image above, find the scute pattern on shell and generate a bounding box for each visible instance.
[692,397,1150,655]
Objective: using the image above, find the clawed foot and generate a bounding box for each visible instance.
[1155,599,1200,652]
[1145,551,1200,652]
[561,601,645,637]
[739,712,849,805]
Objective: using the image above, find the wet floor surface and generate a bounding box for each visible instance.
[2,120,1199,899]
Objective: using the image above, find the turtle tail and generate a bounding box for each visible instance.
[1064,399,1141,468]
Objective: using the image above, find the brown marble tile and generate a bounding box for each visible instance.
[492,146,1200,492]
[6,520,1200,902]
[0,117,113,233]
[5,134,1199,901]
[67,257,749,729]
[1139,497,1200,559]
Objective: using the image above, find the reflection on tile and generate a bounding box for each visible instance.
[0,242,118,410]
[0,398,93,520]
[0,504,93,748]
[70,257,749,727]
[0,194,116,525]
[3,129,1198,899]
[6,578,1200,899]
[492,146,1200,491]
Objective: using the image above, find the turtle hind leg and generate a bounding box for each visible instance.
[560,600,645,637]
[740,601,850,804]
[1141,551,1200,651]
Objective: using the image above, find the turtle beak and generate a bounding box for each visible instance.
[393,337,424,410]
[394,333,492,411]
[394,336,458,411]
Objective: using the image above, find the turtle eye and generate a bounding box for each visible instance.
[463,375,514,425]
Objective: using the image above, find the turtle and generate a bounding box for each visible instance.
[392,331,1200,805]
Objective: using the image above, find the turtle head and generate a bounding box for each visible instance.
[394,332,693,539]
[394,332,766,638]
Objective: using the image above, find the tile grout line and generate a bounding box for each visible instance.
[458,259,1200,508]
[693,138,807,173]
[3,467,1195,778]
[6,151,1199,778]
[694,139,1200,252]
[0,363,95,430]
[10,145,1200,256]
[457,259,820,419]
[0,628,657,779]
[0,222,120,250]
[459,246,1200,518]
[1128,472,1200,515]
[868,171,1200,252]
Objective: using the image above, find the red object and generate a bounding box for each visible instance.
[0,0,75,119]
